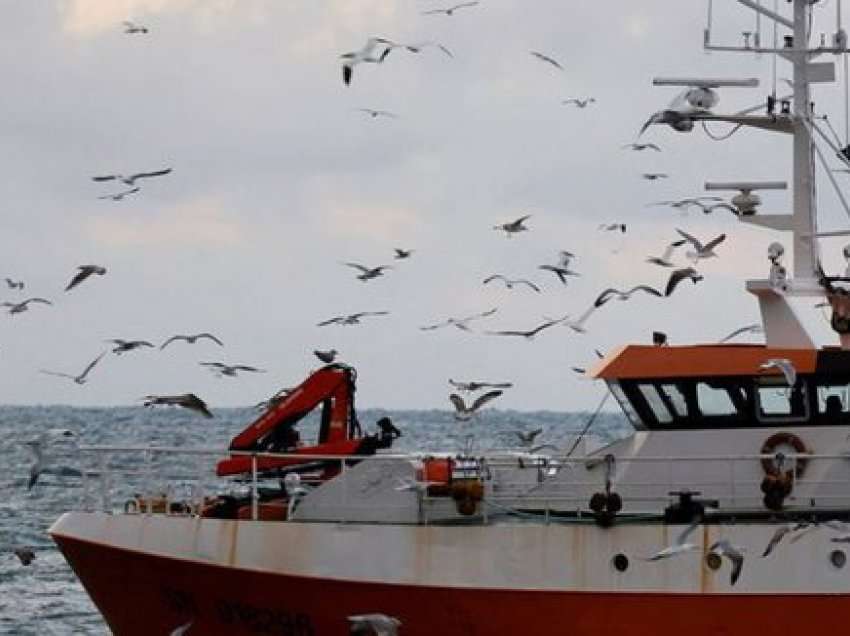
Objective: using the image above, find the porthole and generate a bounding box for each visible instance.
[830,549,846,569]
[705,552,722,570]
[612,553,629,572]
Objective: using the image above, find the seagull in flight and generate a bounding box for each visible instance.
[65,265,107,292]
[106,339,155,355]
[562,98,596,108]
[598,223,626,233]
[708,539,746,586]
[515,428,543,446]
[486,318,563,340]
[348,614,402,636]
[23,428,78,490]
[449,379,513,393]
[318,311,389,327]
[123,20,149,34]
[638,87,713,136]
[422,2,479,16]
[664,267,703,296]
[642,173,669,181]
[92,168,171,186]
[539,251,580,284]
[761,522,810,557]
[449,390,503,420]
[760,358,797,386]
[394,248,414,260]
[340,37,395,85]
[562,306,597,334]
[4,278,24,290]
[1,298,51,315]
[356,108,398,119]
[382,41,454,60]
[343,262,392,281]
[595,285,662,307]
[494,214,531,236]
[160,333,224,349]
[530,51,563,71]
[98,187,140,201]
[676,229,726,262]
[483,275,541,292]
[646,240,686,268]
[644,520,701,561]
[200,362,266,378]
[420,308,498,332]
[719,324,764,343]
[40,352,106,385]
[143,393,213,418]
[622,142,661,152]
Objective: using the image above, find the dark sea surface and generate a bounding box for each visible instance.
[0,405,629,635]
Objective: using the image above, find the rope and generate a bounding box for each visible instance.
[701,120,744,140]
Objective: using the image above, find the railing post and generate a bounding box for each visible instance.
[98,453,110,513]
[251,454,258,521]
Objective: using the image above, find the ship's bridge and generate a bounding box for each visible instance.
[590,345,850,431]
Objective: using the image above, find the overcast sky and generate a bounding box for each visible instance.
[2,0,849,411]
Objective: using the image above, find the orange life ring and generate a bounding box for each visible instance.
[760,432,809,478]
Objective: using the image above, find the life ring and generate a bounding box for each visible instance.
[760,432,809,478]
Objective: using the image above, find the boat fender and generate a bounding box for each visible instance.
[760,432,809,479]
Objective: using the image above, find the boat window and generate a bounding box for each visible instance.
[659,384,688,417]
[756,381,808,421]
[817,384,850,423]
[638,384,673,423]
[696,382,738,417]
[607,381,642,429]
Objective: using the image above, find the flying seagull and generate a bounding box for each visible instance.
[642,173,669,181]
[348,614,402,636]
[761,522,807,558]
[65,265,107,292]
[356,108,398,119]
[760,358,797,386]
[382,41,454,60]
[539,251,580,284]
[420,308,497,332]
[122,21,149,34]
[318,311,389,327]
[394,248,413,260]
[530,51,563,70]
[2,298,51,315]
[98,187,140,201]
[92,168,171,186]
[4,278,24,290]
[676,228,726,262]
[160,333,224,349]
[708,539,745,586]
[719,324,764,343]
[341,37,395,85]
[595,285,662,307]
[143,393,213,418]
[106,339,155,355]
[449,390,503,420]
[342,262,392,281]
[599,223,626,233]
[486,318,563,339]
[644,520,701,561]
[622,142,661,152]
[562,98,596,108]
[483,275,541,292]
[651,197,734,215]
[449,379,513,393]
[200,362,266,378]
[23,428,78,490]
[646,240,686,268]
[40,352,106,385]
[664,267,704,296]
[562,306,597,334]
[314,349,338,364]
[515,428,543,446]
[494,214,531,237]
[422,2,479,16]
[639,86,713,137]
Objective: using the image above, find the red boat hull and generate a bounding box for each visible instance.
[55,533,850,636]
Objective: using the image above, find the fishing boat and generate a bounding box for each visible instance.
[51,2,850,633]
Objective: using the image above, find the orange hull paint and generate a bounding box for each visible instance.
[54,534,850,635]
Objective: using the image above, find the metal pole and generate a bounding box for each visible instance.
[251,455,258,521]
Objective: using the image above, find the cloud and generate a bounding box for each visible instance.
[318,201,425,245]
[85,196,246,248]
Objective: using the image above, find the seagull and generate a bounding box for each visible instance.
[122,20,149,34]
[646,240,687,268]
[652,198,736,215]
[387,41,454,58]
[422,2,479,16]
[515,428,543,446]
[106,339,154,355]
[483,275,541,292]
[650,197,721,210]
[65,265,107,292]
[449,390,503,420]
[348,614,402,636]
[761,523,806,557]
[40,352,106,385]
[420,308,497,332]
[256,387,295,411]
[143,394,213,418]
[790,520,849,543]
[356,108,398,119]
[91,168,171,186]
[160,333,224,349]
[760,358,797,387]
[341,37,395,85]
[200,362,266,378]
[318,311,389,327]
[530,51,563,71]
[598,223,626,233]
[1,298,51,315]
[595,285,662,307]
[638,87,712,136]
[719,324,764,343]
[343,262,392,281]
[98,187,140,201]
[449,379,513,393]
[314,349,338,364]
[642,173,669,181]
[486,318,563,339]
[676,228,726,262]
[562,98,596,108]
[622,142,661,152]
[4,278,24,290]
[394,248,414,260]
[23,428,78,490]
[562,306,597,334]
[13,548,36,566]
[708,539,745,586]
[539,251,580,284]
[494,214,531,236]
[644,520,701,561]
[664,267,704,296]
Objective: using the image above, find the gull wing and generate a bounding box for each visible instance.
[160,335,187,349]
[39,370,75,380]
[91,175,118,182]
[704,233,727,252]
[317,317,342,327]
[232,365,265,373]
[200,362,227,369]
[79,352,107,380]
[530,51,563,70]
[449,394,468,413]
[470,390,503,412]
[64,270,91,292]
[196,333,224,346]
[675,228,703,251]
[675,519,701,546]
[719,324,762,343]
[762,525,792,557]
[26,298,52,305]
[483,274,506,285]
[517,280,541,292]
[627,285,663,299]
[343,262,372,274]
[665,268,700,297]
[342,64,353,85]
[129,168,172,181]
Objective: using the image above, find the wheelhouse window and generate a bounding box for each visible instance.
[638,384,674,424]
[696,382,739,417]
[816,382,850,424]
[755,380,808,422]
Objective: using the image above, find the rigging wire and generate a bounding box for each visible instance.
[564,392,611,459]
[701,120,745,140]
[772,0,779,96]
